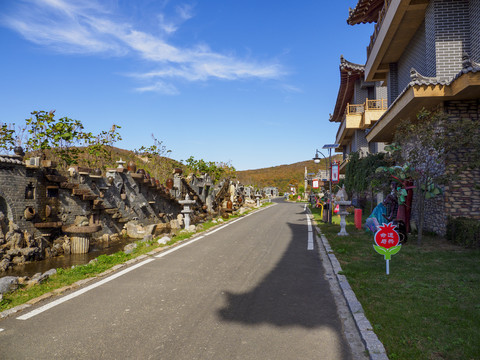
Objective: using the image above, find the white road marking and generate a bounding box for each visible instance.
[16,203,277,321]
[308,232,314,250]
[307,215,314,250]
[17,258,156,321]
[155,235,205,258]
[205,224,229,235]
[307,218,312,232]
[0,328,4,332]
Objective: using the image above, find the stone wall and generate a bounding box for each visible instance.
[471,0,480,62]
[0,158,238,271]
[425,2,437,77]
[409,99,480,236]
[433,0,471,79]
[353,130,369,156]
[388,63,399,106]
[411,191,447,236]
[398,21,427,93]
[443,99,480,221]
[375,82,388,100]
[353,79,368,104]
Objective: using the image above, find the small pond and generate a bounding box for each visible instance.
[2,237,137,278]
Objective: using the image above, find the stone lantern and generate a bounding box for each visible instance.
[335,185,351,236]
[255,192,262,207]
[178,194,196,229]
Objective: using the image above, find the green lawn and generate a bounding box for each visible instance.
[311,207,480,360]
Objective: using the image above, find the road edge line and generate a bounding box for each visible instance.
[0,202,277,321]
[307,208,389,360]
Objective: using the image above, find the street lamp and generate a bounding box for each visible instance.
[313,144,339,224]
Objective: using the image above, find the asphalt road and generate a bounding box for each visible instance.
[0,201,359,359]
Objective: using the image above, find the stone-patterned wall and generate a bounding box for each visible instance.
[368,142,386,154]
[471,0,480,62]
[0,162,27,225]
[410,99,480,236]
[353,79,368,104]
[398,21,427,93]
[388,63,398,106]
[433,0,471,79]
[443,99,480,221]
[353,130,369,156]
[375,82,388,100]
[425,2,437,77]
[411,191,447,235]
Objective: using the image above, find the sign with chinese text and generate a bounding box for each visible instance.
[312,178,319,189]
[331,163,339,183]
[373,222,402,275]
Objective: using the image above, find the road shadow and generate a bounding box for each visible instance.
[217,222,340,329]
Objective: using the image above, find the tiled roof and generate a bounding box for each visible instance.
[347,0,385,25]
[409,53,480,87]
[366,53,480,135]
[0,155,24,165]
[330,56,365,123]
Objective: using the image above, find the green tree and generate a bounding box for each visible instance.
[345,151,390,210]
[23,110,90,168]
[183,156,236,184]
[86,124,122,170]
[0,123,16,154]
[390,108,480,244]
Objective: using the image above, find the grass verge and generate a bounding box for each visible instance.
[310,206,480,360]
[1,204,271,313]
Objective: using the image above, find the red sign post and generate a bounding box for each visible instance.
[373,223,402,275]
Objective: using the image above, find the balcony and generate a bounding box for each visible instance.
[336,99,387,147]
[365,0,429,82]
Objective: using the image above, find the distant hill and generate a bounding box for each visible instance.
[38,145,342,192]
[236,156,342,193]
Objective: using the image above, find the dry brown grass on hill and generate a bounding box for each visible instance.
[38,146,185,183]
[236,156,341,192]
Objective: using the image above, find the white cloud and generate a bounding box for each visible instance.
[135,81,179,95]
[157,14,178,34]
[1,0,285,94]
[175,4,194,21]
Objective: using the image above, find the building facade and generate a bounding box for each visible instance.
[346,0,480,235]
[330,56,388,174]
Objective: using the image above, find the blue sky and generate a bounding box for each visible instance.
[0,0,373,171]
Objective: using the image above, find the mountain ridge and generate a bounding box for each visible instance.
[236,156,342,193]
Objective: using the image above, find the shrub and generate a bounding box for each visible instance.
[446,217,480,248]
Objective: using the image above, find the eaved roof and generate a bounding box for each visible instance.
[366,52,480,142]
[347,0,385,25]
[0,154,24,165]
[330,56,365,123]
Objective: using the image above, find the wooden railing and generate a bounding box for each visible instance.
[366,98,388,110]
[347,103,364,114]
[367,0,392,57]
[346,99,387,115]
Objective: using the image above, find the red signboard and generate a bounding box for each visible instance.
[331,163,339,183]
[312,178,319,189]
[374,223,400,249]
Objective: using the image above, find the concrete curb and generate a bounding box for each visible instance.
[0,203,274,320]
[307,209,389,360]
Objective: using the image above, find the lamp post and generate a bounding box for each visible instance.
[313,144,339,224]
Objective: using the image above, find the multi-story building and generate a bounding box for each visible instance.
[330,56,388,174]
[345,0,480,235]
